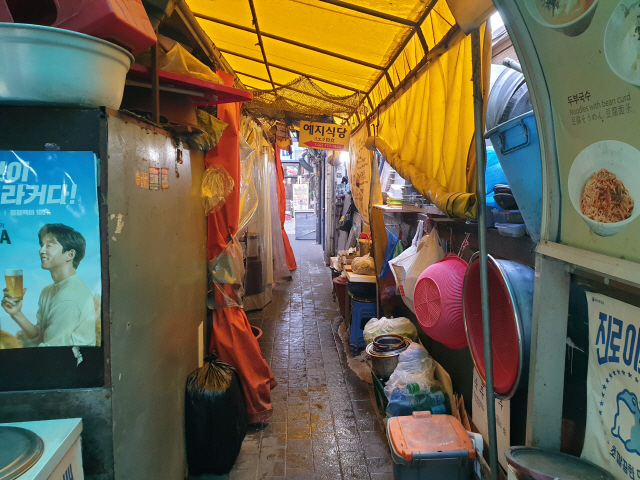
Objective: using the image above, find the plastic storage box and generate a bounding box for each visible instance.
[492,209,524,224]
[387,411,475,480]
[495,223,527,237]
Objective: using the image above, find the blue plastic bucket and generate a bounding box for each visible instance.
[485,111,542,243]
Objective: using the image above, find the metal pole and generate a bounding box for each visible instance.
[472,28,499,480]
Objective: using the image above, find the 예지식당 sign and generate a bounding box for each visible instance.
[299,122,352,150]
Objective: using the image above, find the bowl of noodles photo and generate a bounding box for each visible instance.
[604,0,640,87]
[568,140,640,236]
[525,0,599,37]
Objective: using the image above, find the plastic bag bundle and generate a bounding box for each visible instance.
[202,165,234,215]
[363,317,418,345]
[185,109,229,151]
[207,236,245,310]
[185,353,248,476]
[383,343,436,400]
[351,253,375,275]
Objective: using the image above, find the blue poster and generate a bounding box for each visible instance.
[0,151,101,348]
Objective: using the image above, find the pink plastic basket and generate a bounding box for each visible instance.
[414,253,468,349]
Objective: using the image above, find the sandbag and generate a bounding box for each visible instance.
[185,353,248,476]
[351,254,375,276]
[363,317,418,345]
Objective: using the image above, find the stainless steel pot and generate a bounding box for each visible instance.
[366,334,410,381]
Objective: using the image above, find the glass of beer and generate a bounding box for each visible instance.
[5,270,23,299]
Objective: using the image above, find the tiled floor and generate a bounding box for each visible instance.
[231,237,394,480]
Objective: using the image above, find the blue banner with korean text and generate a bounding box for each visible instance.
[0,151,101,348]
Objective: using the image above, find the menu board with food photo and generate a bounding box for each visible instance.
[0,151,101,349]
[517,0,640,263]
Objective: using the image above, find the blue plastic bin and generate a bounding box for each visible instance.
[485,111,542,243]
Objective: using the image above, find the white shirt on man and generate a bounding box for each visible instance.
[34,274,96,347]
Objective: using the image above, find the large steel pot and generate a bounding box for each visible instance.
[366,334,410,381]
[0,24,134,109]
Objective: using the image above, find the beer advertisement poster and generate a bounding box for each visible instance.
[0,151,101,349]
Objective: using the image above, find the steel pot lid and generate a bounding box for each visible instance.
[372,334,405,351]
[505,447,614,480]
[366,336,410,357]
[0,426,44,480]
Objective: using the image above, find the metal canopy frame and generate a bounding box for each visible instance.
[188,0,456,126]
[194,12,384,71]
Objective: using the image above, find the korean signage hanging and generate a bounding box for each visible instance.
[583,293,640,479]
[292,183,309,210]
[0,151,101,349]
[517,1,640,262]
[299,122,352,150]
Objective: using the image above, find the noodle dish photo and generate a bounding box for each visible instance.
[525,0,599,36]
[605,0,640,87]
[568,140,640,236]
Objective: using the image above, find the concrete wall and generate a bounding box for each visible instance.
[106,117,207,480]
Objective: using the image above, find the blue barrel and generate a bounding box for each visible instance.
[485,111,542,243]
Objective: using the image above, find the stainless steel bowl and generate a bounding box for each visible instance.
[366,335,410,381]
[0,23,134,109]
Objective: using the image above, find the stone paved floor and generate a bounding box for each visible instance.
[230,238,394,480]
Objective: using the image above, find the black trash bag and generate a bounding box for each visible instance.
[185,352,248,476]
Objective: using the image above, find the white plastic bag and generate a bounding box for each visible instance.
[384,343,436,400]
[363,317,418,345]
[389,222,445,312]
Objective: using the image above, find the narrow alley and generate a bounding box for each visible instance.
[231,237,393,480]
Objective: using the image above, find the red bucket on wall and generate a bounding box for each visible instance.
[463,253,534,399]
[414,254,468,349]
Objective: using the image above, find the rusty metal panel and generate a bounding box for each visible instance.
[106,117,207,480]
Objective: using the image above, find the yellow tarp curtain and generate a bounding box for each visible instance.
[369,22,492,219]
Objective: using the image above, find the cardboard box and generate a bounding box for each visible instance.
[471,368,510,473]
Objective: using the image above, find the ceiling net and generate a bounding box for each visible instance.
[244,76,362,122]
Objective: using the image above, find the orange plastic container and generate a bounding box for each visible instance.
[387,411,475,480]
[0,0,156,56]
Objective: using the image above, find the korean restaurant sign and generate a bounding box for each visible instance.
[516,0,640,262]
[0,151,101,349]
[299,122,352,150]
[583,293,640,479]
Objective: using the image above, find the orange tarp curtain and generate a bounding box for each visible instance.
[275,147,297,271]
[207,70,277,424]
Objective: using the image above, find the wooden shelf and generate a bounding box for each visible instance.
[374,204,443,215]
[127,64,253,105]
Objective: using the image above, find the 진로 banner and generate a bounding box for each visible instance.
[583,292,640,478]
[0,151,101,349]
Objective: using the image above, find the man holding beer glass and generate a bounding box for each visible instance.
[2,224,96,347]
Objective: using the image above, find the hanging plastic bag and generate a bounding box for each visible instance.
[202,165,234,215]
[363,317,418,345]
[185,352,248,476]
[185,110,229,151]
[400,228,445,311]
[207,236,245,309]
